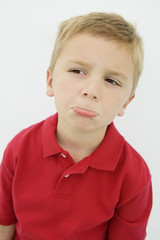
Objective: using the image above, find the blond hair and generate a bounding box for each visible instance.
[48,12,144,96]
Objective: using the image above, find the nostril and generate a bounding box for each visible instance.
[81,90,99,101]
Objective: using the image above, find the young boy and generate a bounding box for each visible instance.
[0,12,152,240]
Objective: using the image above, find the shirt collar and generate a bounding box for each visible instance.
[42,113,124,172]
[89,122,124,171]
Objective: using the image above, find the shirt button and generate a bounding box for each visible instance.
[64,174,70,178]
[61,153,66,158]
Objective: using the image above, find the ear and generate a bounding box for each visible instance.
[118,95,135,117]
[46,69,54,97]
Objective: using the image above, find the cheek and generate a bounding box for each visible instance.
[54,90,73,107]
[102,93,128,113]
[54,76,75,92]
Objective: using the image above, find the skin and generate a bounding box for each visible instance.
[46,33,134,162]
[0,224,16,240]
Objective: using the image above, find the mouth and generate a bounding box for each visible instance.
[73,107,98,118]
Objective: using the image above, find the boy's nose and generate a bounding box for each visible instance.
[81,83,100,101]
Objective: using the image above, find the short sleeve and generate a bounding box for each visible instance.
[107,179,152,240]
[0,142,17,225]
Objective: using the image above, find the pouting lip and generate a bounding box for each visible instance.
[73,106,98,118]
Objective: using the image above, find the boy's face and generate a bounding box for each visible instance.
[47,33,134,133]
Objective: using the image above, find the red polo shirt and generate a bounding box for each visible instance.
[0,113,152,240]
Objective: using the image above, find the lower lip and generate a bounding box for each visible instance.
[73,107,98,118]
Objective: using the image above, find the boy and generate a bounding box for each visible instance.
[0,12,152,240]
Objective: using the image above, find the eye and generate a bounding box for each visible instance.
[70,69,85,75]
[105,78,120,86]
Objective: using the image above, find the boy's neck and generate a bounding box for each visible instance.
[56,119,108,163]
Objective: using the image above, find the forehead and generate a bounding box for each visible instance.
[63,32,128,48]
[60,33,131,62]
[57,33,134,78]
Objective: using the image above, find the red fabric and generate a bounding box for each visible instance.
[0,113,152,240]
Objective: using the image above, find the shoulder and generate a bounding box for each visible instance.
[117,136,151,204]
[7,119,44,150]
[109,123,151,182]
[121,140,151,181]
[105,123,151,203]
[3,114,57,159]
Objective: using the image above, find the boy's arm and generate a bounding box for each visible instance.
[0,142,17,227]
[107,180,152,240]
[0,224,16,240]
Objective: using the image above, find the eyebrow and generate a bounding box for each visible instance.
[105,70,128,80]
[67,59,92,69]
[67,59,128,80]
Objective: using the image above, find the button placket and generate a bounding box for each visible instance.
[53,155,89,199]
[54,173,73,200]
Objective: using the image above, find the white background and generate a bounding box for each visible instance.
[0,0,159,239]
